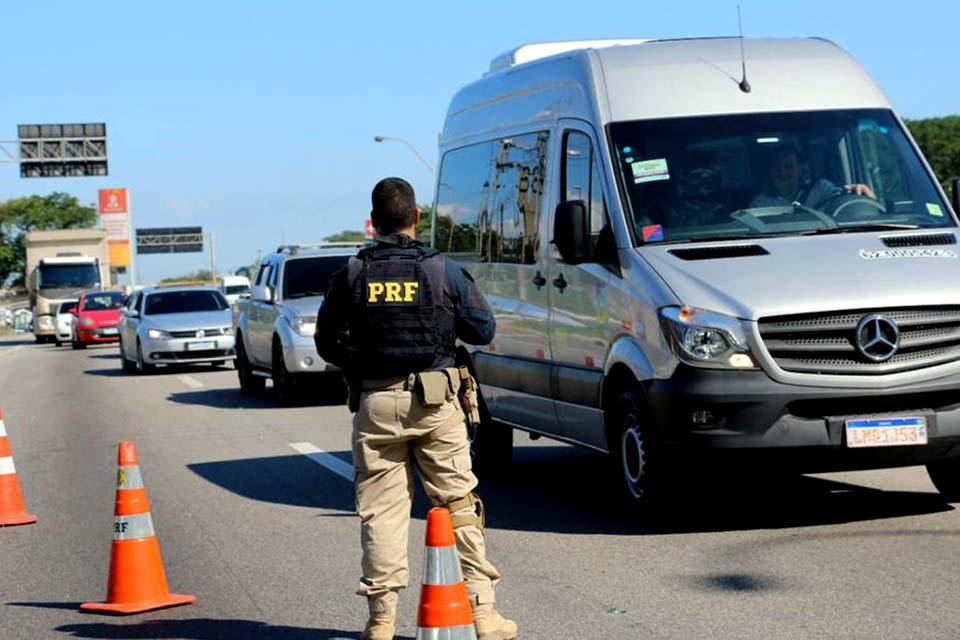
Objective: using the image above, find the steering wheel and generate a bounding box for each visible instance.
[820,192,887,221]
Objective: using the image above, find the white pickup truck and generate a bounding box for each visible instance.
[232,243,360,402]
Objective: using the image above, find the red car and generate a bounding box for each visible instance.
[71,291,126,349]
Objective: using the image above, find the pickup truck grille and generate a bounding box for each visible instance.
[169,328,226,338]
[758,307,960,375]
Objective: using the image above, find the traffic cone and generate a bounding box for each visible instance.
[416,507,477,639]
[81,441,195,614]
[0,408,37,527]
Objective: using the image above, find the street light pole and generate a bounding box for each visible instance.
[373,135,436,175]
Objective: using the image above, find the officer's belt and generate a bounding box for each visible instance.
[361,375,416,392]
[361,368,461,393]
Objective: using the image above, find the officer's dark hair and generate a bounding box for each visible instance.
[371,177,417,234]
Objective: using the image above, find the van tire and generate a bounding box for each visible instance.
[926,460,960,501]
[272,339,296,404]
[609,390,662,511]
[236,335,264,396]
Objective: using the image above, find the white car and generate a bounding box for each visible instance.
[54,299,78,347]
[118,285,236,374]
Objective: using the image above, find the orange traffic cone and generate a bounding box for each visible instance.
[81,441,195,614]
[416,507,477,639]
[0,409,37,527]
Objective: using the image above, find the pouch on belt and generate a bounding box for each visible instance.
[415,371,449,407]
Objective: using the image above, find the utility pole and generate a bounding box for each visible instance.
[209,232,218,284]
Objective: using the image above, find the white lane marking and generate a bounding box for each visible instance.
[290,442,353,482]
[0,345,23,358]
[178,375,205,389]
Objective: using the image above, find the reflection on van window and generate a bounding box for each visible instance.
[611,109,953,244]
[436,131,549,264]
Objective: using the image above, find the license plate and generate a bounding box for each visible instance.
[845,416,928,448]
[186,341,216,351]
[101,327,118,336]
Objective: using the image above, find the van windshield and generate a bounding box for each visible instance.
[610,109,954,245]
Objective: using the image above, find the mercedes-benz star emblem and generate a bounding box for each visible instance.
[855,315,900,362]
[196,330,205,339]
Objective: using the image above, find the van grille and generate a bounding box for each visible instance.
[758,307,960,375]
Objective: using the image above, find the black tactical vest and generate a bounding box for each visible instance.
[345,240,456,379]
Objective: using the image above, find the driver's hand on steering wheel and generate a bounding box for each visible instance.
[844,183,877,200]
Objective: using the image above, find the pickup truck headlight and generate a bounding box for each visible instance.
[285,315,316,337]
[147,328,173,340]
[80,317,95,327]
[659,306,758,370]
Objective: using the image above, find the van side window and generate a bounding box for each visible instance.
[563,131,611,243]
[436,131,549,265]
[255,264,271,287]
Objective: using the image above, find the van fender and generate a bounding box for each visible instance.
[601,336,655,410]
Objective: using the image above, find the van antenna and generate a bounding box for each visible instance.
[737,5,751,93]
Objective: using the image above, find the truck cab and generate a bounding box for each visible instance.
[233,243,361,402]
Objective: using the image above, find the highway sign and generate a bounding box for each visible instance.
[136,227,204,254]
[18,123,108,178]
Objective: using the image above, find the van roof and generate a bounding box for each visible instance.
[443,37,891,146]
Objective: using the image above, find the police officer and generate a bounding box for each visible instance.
[315,177,517,640]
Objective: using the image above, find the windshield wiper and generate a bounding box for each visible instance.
[799,223,922,236]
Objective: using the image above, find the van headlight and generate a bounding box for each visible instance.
[659,306,758,369]
[285,315,316,337]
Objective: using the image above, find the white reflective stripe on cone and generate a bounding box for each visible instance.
[116,465,144,490]
[0,420,6,437]
[422,546,465,585]
[416,625,478,640]
[0,456,15,476]
[113,512,155,541]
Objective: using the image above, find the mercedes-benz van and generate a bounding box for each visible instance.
[433,37,960,506]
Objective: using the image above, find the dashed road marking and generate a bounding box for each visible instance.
[289,441,353,482]
[178,374,205,389]
[0,345,24,358]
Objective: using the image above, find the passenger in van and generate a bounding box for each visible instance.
[751,144,876,209]
[668,151,729,227]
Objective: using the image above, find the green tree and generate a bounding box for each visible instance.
[415,204,433,243]
[906,116,960,192]
[159,269,213,284]
[0,192,97,286]
[323,229,367,243]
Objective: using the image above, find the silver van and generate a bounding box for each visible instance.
[433,37,960,506]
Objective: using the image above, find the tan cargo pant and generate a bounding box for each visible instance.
[352,373,501,607]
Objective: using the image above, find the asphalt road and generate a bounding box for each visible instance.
[2,335,960,639]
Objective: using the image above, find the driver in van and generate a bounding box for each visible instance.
[751,144,876,209]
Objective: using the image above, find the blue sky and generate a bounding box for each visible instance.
[1,0,956,282]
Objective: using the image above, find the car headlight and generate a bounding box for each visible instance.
[659,306,758,369]
[147,328,173,340]
[286,315,316,337]
[80,317,95,327]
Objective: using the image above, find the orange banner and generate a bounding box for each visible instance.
[98,188,128,214]
[109,241,131,268]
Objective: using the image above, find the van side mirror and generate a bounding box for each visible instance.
[952,177,960,215]
[553,201,592,265]
[251,285,274,303]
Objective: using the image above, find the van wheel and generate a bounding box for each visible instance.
[469,387,513,474]
[272,339,296,404]
[236,336,265,396]
[609,390,662,510]
[926,460,960,501]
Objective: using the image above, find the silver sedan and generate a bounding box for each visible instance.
[118,286,236,374]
